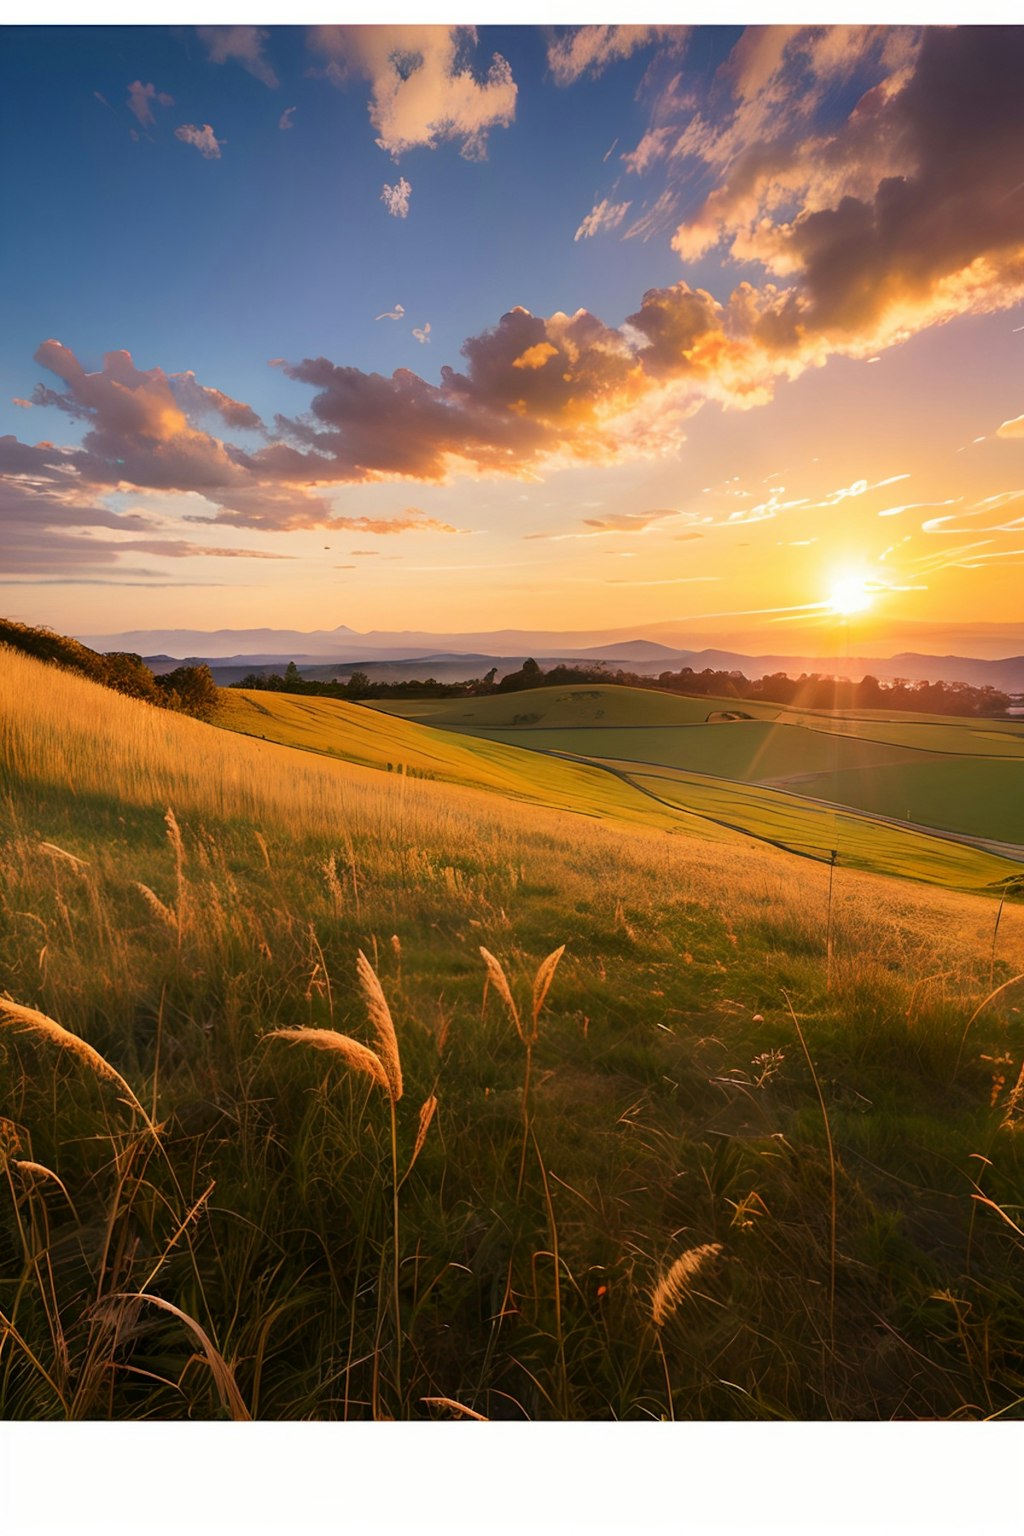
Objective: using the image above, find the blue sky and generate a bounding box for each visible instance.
[2,22,1024,650]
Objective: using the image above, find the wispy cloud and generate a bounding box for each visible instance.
[622,191,679,244]
[876,498,958,518]
[809,474,909,509]
[127,81,173,127]
[375,304,406,321]
[412,322,431,345]
[278,106,296,131]
[574,198,631,241]
[198,26,278,89]
[547,26,688,86]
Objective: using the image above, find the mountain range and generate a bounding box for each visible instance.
[76,624,1024,694]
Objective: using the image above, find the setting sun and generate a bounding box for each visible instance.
[827,572,875,616]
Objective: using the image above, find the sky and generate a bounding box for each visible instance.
[2,19,1024,653]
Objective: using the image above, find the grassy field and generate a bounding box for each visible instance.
[372,684,1024,863]
[225,686,1023,889]
[1,647,1023,1422]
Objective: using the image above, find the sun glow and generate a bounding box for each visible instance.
[827,571,875,616]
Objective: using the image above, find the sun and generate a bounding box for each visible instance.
[827,571,875,616]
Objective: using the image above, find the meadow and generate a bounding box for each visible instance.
[1,646,1023,1421]
[226,684,1024,888]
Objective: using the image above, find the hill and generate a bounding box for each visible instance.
[1,649,1022,1423]
[367,685,1024,881]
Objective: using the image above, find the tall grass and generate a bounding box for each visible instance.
[1,647,1023,1419]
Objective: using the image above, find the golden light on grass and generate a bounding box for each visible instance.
[357,948,403,1101]
[269,1026,392,1093]
[0,998,154,1131]
[651,1242,724,1327]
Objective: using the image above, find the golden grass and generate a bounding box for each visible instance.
[357,949,403,1102]
[3,650,1024,1421]
[269,1027,391,1094]
[115,1292,250,1421]
[0,998,151,1129]
[651,1243,725,1328]
[479,947,522,1039]
[4,646,1023,987]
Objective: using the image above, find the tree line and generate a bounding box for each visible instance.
[231,655,1013,716]
[0,618,220,720]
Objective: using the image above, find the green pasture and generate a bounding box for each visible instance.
[215,688,740,844]
[371,686,1023,861]
[366,683,783,728]
[217,688,1022,891]
[605,761,1021,889]
[453,720,926,782]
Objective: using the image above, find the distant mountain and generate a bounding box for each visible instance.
[677,650,1024,692]
[78,623,1024,693]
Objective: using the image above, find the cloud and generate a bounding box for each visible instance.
[175,124,223,159]
[546,26,688,86]
[808,473,909,509]
[308,25,516,159]
[8,343,278,516]
[921,489,1024,535]
[166,372,264,433]
[582,508,686,534]
[876,498,958,518]
[375,304,405,321]
[524,508,699,542]
[512,342,558,371]
[574,199,632,241]
[623,191,678,243]
[0,455,254,577]
[381,177,411,218]
[8,31,1024,545]
[127,81,174,127]
[279,106,296,131]
[997,413,1024,439]
[198,26,278,89]
[666,27,1024,356]
[335,512,460,535]
[412,323,431,345]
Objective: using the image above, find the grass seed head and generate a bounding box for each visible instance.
[269,1027,392,1095]
[651,1242,724,1328]
[479,947,523,1040]
[531,944,566,1034]
[356,949,403,1101]
[134,882,178,929]
[0,998,150,1126]
[407,1093,438,1178]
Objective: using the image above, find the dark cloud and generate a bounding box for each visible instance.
[670,27,1024,352]
[783,28,1024,338]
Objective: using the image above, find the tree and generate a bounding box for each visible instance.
[344,671,372,697]
[154,664,219,720]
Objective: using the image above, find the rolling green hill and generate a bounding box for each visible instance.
[219,686,1023,890]
[3,645,1024,1425]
